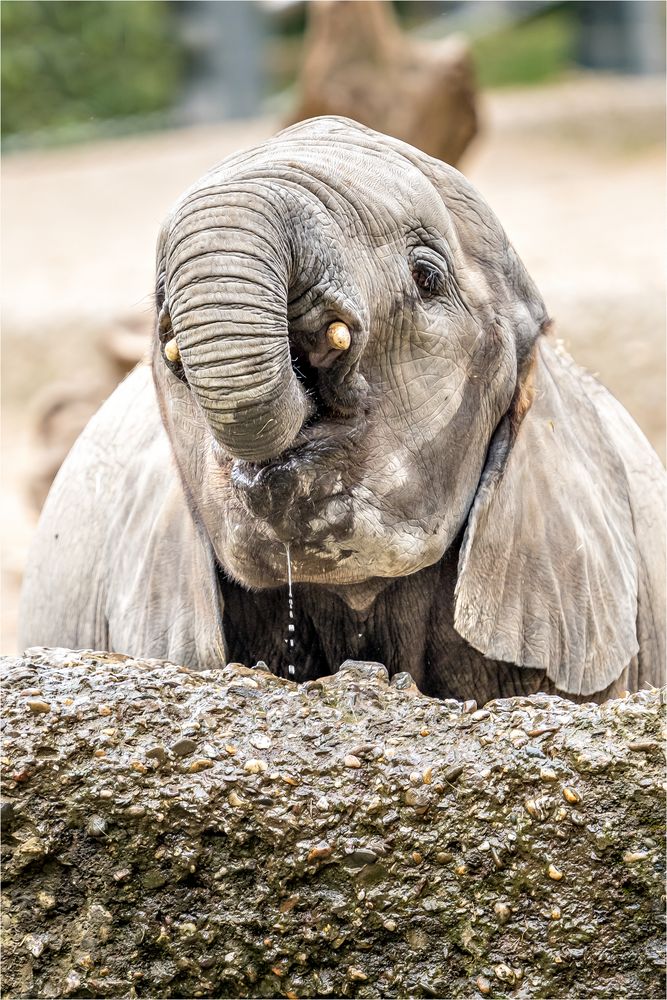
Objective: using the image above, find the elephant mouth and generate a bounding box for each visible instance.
[230,412,362,531]
[229,340,368,533]
[221,399,447,591]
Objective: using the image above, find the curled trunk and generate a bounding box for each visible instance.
[2,649,665,999]
[165,196,308,463]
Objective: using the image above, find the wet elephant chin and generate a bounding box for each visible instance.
[199,428,449,589]
[217,499,451,591]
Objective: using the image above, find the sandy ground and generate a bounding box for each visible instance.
[2,75,665,653]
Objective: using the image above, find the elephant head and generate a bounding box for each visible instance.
[152,116,638,696]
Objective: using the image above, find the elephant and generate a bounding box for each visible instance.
[19,116,665,705]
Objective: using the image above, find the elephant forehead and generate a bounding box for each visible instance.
[179,137,446,229]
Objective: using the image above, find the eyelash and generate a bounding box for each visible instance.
[411,260,445,296]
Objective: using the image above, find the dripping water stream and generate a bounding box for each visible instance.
[285,543,295,677]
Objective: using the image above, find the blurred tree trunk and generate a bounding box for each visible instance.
[287,0,478,166]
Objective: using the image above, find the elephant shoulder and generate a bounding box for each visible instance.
[20,366,163,651]
[20,367,225,668]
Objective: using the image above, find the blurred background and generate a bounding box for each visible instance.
[2,0,665,651]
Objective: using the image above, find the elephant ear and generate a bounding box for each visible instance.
[454,338,638,697]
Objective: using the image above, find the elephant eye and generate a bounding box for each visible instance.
[411,258,445,297]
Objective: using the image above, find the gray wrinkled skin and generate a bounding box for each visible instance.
[19,117,666,700]
[1,650,665,999]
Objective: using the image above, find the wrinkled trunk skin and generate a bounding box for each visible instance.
[165,197,308,463]
[2,649,665,999]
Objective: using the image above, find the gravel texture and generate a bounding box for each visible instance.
[1,648,665,998]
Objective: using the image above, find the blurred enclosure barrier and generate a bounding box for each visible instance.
[576,0,666,74]
[285,0,477,166]
[178,0,265,122]
[3,2,665,150]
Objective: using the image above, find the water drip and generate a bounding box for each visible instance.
[285,543,295,677]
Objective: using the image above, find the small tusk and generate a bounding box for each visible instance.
[164,337,180,363]
[326,321,351,351]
